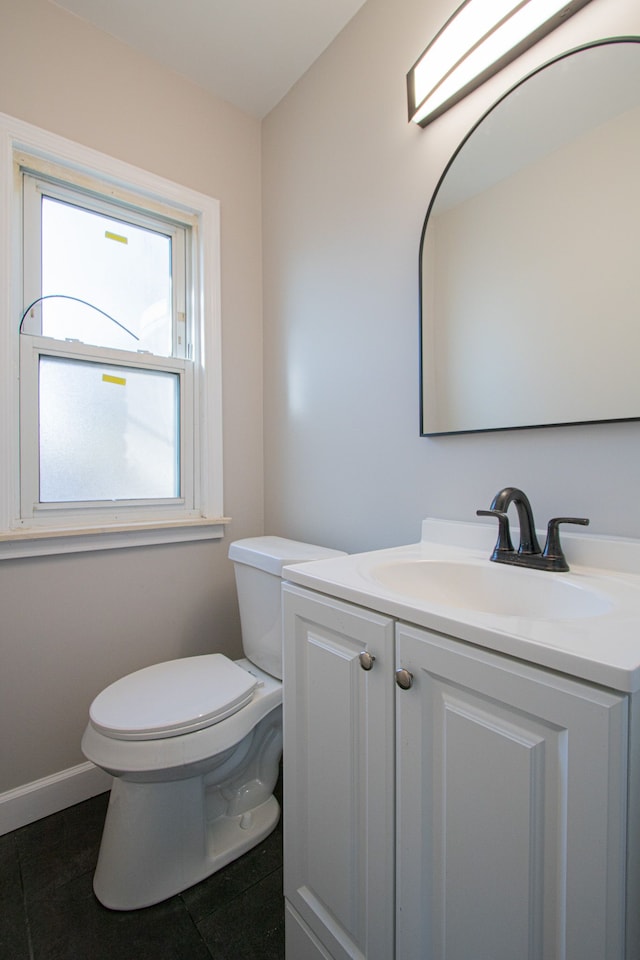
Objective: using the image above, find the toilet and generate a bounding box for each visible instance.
[81,536,345,910]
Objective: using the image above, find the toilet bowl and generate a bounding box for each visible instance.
[81,536,345,910]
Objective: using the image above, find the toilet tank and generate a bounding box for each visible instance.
[228,537,346,680]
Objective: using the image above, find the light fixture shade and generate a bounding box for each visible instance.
[407,0,593,126]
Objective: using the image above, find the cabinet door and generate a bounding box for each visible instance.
[283,584,395,960]
[396,623,628,960]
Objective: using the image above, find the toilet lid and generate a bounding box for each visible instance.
[89,655,259,741]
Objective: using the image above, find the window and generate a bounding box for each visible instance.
[20,169,190,513]
[0,114,226,557]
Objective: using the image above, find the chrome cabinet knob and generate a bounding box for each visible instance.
[395,668,413,690]
[359,651,376,671]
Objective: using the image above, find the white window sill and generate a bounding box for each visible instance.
[0,517,231,560]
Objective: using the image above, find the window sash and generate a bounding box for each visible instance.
[22,171,189,359]
[19,336,193,523]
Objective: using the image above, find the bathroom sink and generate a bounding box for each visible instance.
[368,559,613,620]
[282,519,640,691]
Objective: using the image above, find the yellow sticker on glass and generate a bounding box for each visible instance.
[102,374,126,386]
[105,231,128,244]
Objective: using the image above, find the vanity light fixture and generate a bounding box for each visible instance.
[407,0,593,126]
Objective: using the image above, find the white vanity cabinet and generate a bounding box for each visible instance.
[283,582,633,960]
[283,584,396,960]
[395,622,628,960]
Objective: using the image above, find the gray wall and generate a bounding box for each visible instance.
[262,0,640,554]
[0,0,264,795]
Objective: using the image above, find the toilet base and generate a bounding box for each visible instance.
[92,709,282,910]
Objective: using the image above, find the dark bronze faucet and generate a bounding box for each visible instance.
[477,487,589,572]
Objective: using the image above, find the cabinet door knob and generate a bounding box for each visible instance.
[359,651,376,671]
[395,668,413,690]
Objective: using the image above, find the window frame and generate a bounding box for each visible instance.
[0,112,227,559]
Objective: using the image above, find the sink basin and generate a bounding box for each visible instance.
[368,559,613,620]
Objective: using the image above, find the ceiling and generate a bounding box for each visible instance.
[51,0,368,118]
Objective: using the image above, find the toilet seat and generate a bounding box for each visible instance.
[89,654,259,741]
[82,661,281,779]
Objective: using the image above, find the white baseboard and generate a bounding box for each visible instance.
[0,761,112,836]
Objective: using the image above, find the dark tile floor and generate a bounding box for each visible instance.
[0,781,284,960]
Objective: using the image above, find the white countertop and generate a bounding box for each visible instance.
[283,519,640,693]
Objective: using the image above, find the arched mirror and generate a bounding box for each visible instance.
[420,38,640,435]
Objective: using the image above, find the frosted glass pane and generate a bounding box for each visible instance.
[40,197,173,355]
[39,356,179,503]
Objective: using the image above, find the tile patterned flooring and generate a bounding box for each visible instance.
[0,782,284,960]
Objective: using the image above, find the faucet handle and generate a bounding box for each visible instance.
[542,517,590,571]
[477,508,514,556]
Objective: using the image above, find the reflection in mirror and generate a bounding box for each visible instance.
[420,39,640,435]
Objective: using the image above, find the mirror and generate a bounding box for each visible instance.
[420,39,640,435]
